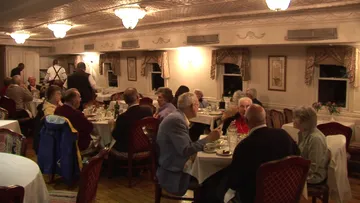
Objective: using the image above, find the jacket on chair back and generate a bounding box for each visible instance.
[37,115,83,185]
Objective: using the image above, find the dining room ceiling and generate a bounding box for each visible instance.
[1,0,360,41]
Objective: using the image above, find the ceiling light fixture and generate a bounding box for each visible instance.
[10,32,30,44]
[115,4,146,29]
[47,23,72,38]
[266,0,291,11]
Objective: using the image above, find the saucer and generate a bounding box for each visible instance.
[203,148,216,153]
[216,149,232,156]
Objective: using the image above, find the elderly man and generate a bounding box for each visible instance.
[157,92,220,196]
[154,87,176,121]
[54,88,93,151]
[222,97,252,135]
[200,104,300,203]
[27,77,41,92]
[246,88,262,106]
[112,88,153,152]
[5,75,33,110]
[44,59,67,87]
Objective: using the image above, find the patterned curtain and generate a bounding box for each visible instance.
[305,46,357,87]
[99,53,121,76]
[210,48,251,80]
[141,51,170,79]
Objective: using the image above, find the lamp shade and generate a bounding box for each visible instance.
[266,0,291,11]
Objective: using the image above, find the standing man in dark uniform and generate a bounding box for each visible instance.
[64,62,96,110]
[10,63,25,77]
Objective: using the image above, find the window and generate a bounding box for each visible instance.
[105,63,118,87]
[151,63,164,91]
[223,63,242,97]
[318,65,347,107]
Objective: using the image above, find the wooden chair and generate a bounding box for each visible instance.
[317,122,352,151]
[254,156,310,203]
[265,109,273,128]
[283,108,293,124]
[49,149,109,203]
[307,182,329,203]
[110,92,124,101]
[146,121,202,203]
[140,97,153,106]
[0,128,27,156]
[0,185,25,203]
[107,117,160,187]
[270,110,285,129]
[0,107,8,120]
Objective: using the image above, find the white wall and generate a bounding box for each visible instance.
[39,56,55,70]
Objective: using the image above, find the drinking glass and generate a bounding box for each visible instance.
[228,133,238,152]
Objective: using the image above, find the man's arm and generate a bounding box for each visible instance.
[21,86,33,102]
[60,67,67,81]
[111,114,125,141]
[88,75,96,90]
[43,68,50,83]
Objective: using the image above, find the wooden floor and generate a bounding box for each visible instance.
[26,139,360,203]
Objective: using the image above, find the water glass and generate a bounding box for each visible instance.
[228,133,238,152]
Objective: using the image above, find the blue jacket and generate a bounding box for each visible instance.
[37,115,83,185]
[156,110,207,195]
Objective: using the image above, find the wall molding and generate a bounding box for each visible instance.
[152,37,170,44]
[236,31,266,40]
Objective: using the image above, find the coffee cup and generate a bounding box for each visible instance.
[204,143,216,152]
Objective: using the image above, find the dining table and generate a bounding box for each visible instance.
[190,111,223,130]
[0,120,22,134]
[0,153,49,203]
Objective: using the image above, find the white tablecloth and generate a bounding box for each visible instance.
[326,135,352,203]
[96,93,113,102]
[0,120,21,134]
[190,112,222,130]
[26,99,43,117]
[0,153,49,203]
[91,119,115,147]
[282,120,355,143]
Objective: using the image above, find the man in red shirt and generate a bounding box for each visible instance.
[222,97,252,135]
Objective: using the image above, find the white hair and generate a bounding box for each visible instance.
[293,106,317,131]
[238,97,253,106]
[178,92,197,110]
[232,90,246,104]
[247,88,257,98]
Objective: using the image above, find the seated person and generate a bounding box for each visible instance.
[200,104,300,203]
[0,77,12,96]
[222,90,246,121]
[157,92,220,196]
[154,87,176,121]
[246,88,262,106]
[6,75,33,111]
[27,76,42,92]
[43,85,63,116]
[222,97,252,135]
[54,88,93,151]
[293,106,329,184]
[172,85,190,108]
[111,88,153,152]
[194,89,208,108]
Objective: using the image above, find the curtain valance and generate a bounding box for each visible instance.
[99,53,121,76]
[141,51,170,79]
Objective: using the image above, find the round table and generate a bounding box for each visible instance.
[0,153,49,203]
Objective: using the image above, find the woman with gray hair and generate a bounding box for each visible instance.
[154,87,176,121]
[293,106,329,184]
[194,89,208,108]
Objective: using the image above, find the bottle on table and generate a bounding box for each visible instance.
[114,101,120,119]
[219,94,226,110]
[226,121,238,152]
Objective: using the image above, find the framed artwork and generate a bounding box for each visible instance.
[268,56,287,91]
[127,57,137,81]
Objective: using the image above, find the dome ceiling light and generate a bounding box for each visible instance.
[115,4,146,29]
[47,23,72,38]
[10,31,30,44]
[266,0,291,11]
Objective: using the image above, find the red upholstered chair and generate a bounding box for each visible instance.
[254,156,310,203]
[0,107,9,120]
[107,117,160,187]
[49,149,109,203]
[283,108,293,124]
[0,128,27,156]
[317,122,352,151]
[146,122,201,203]
[0,185,25,203]
[140,97,153,106]
[270,110,285,129]
[110,92,124,101]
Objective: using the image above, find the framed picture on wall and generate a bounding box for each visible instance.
[268,56,287,91]
[127,57,137,81]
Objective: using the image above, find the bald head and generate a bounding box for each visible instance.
[245,104,266,129]
[12,75,22,85]
[123,88,139,105]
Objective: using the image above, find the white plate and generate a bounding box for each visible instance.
[203,149,216,153]
[216,149,232,156]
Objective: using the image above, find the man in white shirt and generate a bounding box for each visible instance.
[44,59,67,87]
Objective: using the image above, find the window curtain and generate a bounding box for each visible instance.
[305,46,357,87]
[210,48,250,81]
[99,53,121,76]
[141,51,170,79]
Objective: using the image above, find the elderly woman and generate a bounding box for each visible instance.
[154,87,176,121]
[194,89,208,108]
[246,88,262,106]
[293,106,329,184]
[43,85,63,116]
[222,97,252,135]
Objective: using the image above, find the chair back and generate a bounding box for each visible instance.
[76,149,109,203]
[129,117,160,155]
[265,109,273,128]
[110,92,124,101]
[283,108,293,124]
[0,185,25,203]
[0,107,9,120]
[255,156,310,203]
[0,128,26,156]
[0,96,16,119]
[270,110,285,129]
[317,122,352,151]
[140,97,153,105]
